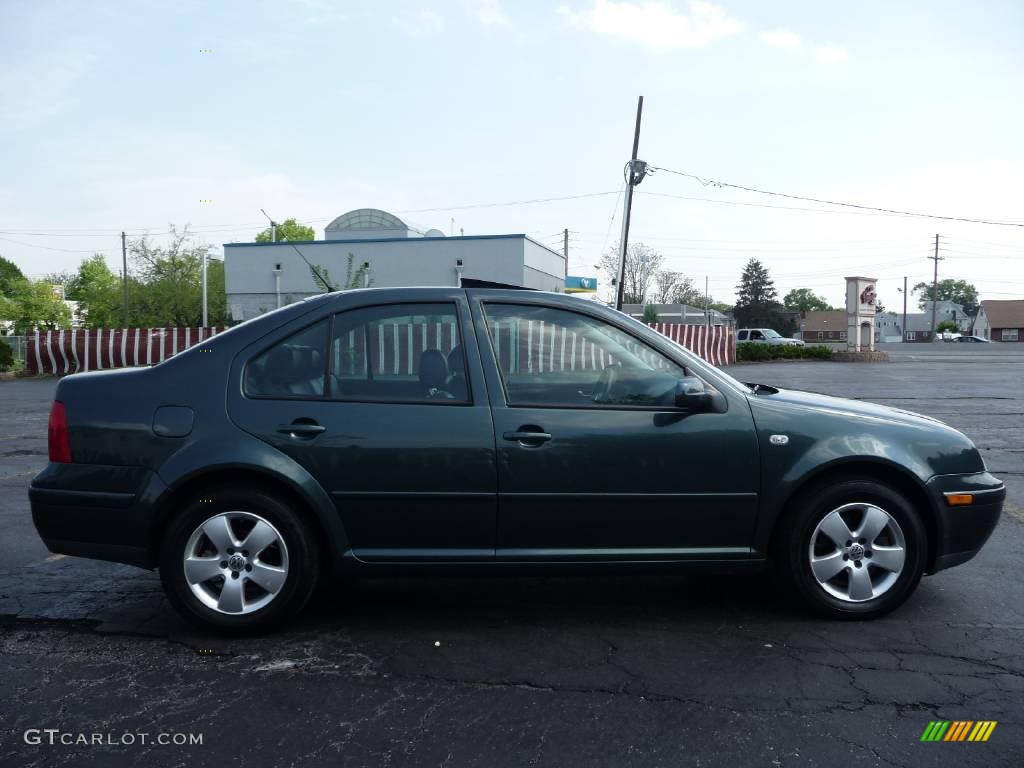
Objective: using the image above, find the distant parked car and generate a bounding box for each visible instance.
[956,335,993,343]
[737,328,805,346]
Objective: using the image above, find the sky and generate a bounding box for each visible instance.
[1,0,1022,312]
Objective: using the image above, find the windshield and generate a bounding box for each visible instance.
[762,329,782,339]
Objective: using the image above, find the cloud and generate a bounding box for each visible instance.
[396,8,444,37]
[758,29,800,49]
[473,0,510,26]
[815,44,848,64]
[557,0,740,51]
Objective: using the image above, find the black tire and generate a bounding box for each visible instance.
[779,477,927,620]
[159,487,321,634]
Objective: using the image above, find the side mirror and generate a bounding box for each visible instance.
[675,376,712,413]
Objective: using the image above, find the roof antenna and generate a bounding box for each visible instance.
[259,208,336,292]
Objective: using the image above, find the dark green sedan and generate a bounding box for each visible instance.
[29,288,1005,633]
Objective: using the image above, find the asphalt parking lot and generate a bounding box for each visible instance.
[1,344,1022,767]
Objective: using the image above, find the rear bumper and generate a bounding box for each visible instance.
[29,464,166,569]
[925,471,1005,573]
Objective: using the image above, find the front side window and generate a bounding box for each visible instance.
[750,330,765,340]
[483,304,688,408]
[245,320,328,398]
[330,303,469,403]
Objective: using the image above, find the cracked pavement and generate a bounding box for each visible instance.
[1,345,1022,766]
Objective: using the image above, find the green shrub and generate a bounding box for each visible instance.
[736,341,833,362]
[0,339,13,372]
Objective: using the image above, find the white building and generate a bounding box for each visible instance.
[223,208,566,322]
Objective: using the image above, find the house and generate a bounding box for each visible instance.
[875,311,903,342]
[798,310,847,342]
[973,300,1024,342]
[902,301,968,342]
[622,303,730,326]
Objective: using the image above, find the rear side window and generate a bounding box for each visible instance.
[245,320,328,398]
[330,303,469,404]
[738,330,748,341]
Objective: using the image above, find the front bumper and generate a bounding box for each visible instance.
[925,471,1005,573]
[29,463,166,569]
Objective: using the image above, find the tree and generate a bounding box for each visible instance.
[936,320,959,334]
[641,305,659,323]
[0,256,26,297]
[736,259,777,307]
[309,254,373,293]
[597,243,664,305]
[0,338,13,372]
[5,279,72,334]
[734,259,794,335]
[255,218,315,243]
[783,288,834,312]
[65,254,123,328]
[128,226,227,327]
[912,279,979,317]
[651,270,709,306]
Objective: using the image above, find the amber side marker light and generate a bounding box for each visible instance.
[946,494,974,506]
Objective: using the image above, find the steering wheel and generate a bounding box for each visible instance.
[593,363,620,404]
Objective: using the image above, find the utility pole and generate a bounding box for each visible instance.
[705,276,710,329]
[121,231,129,327]
[201,254,208,328]
[902,275,908,342]
[615,96,647,311]
[563,228,569,282]
[928,233,943,341]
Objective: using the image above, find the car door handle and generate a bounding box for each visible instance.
[503,429,552,445]
[277,422,326,438]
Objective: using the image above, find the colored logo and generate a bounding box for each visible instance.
[920,721,996,742]
[565,276,598,294]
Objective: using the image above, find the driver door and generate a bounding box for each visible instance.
[470,298,759,561]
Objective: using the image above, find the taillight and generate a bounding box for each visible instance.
[48,401,72,463]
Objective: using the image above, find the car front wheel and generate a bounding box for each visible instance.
[781,478,927,619]
[159,488,321,634]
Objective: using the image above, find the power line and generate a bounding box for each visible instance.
[0,235,99,253]
[0,191,622,240]
[637,190,914,219]
[647,166,1024,227]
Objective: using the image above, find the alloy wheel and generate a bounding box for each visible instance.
[182,511,290,615]
[808,502,906,603]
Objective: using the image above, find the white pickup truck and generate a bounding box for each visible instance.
[737,328,805,346]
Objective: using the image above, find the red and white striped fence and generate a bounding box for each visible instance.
[27,328,225,375]
[26,322,733,377]
[648,323,734,366]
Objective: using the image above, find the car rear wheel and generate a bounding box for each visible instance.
[781,478,927,619]
[159,488,320,634]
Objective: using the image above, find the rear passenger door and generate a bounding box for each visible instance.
[229,294,497,561]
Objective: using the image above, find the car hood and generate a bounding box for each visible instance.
[747,386,945,428]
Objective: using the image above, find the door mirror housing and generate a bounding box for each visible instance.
[675,376,713,413]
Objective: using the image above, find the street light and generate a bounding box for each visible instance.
[202,254,223,327]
